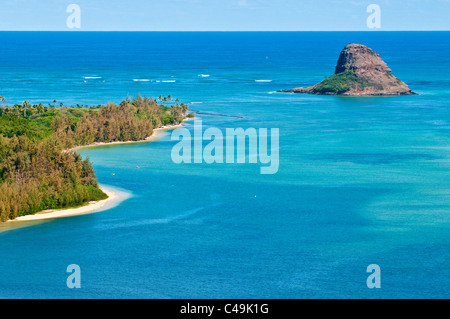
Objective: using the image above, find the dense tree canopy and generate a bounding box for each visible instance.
[0,95,189,221]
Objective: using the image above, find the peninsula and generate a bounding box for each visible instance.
[0,95,192,222]
[281,43,415,96]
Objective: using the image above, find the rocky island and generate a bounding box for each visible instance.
[281,43,415,96]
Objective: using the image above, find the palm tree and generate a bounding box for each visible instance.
[23,100,30,117]
[0,95,6,103]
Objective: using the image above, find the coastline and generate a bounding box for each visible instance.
[2,118,195,227]
[6,185,129,224]
[68,118,195,152]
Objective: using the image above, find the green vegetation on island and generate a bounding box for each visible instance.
[0,95,189,221]
[309,70,382,95]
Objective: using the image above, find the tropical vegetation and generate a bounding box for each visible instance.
[0,95,189,221]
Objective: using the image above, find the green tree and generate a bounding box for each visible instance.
[22,101,30,117]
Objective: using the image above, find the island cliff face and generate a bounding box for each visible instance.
[282,43,415,96]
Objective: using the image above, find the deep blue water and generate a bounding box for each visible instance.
[0,32,449,298]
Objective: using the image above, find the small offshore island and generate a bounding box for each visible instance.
[281,43,415,96]
[0,95,193,222]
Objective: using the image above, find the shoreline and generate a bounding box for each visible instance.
[2,118,195,227]
[6,185,129,224]
[68,117,195,152]
[1,117,195,228]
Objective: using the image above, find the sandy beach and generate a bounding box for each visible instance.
[8,186,127,223]
[4,119,195,225]
[68,118,195,152]
[1,118,196,228]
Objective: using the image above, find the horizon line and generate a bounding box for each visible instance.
[1,30,450,32]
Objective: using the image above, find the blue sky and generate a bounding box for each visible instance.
[0,0,449,31]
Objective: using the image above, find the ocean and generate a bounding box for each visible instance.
[0,31,449,298]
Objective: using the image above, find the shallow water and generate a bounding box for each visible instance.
[0,32,449,298]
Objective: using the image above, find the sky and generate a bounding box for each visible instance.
[0,0,449,31]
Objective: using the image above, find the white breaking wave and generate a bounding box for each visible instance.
[84,76,102,79]
[255,80,272,82]
[199,74,210,77]
[132,79,151,82]
[162,80,176,83]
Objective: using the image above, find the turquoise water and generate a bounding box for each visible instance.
[0,32,449,298]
